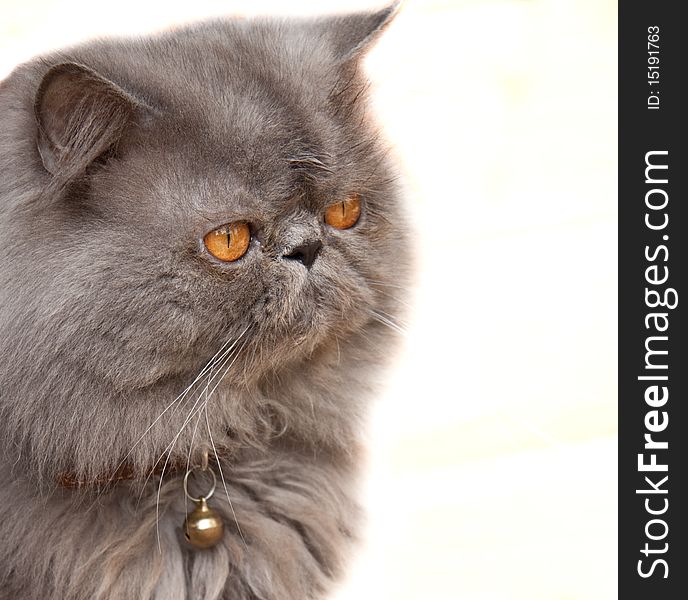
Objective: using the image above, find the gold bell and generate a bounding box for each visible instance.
[184,497,224,549]
[182,459,224,550]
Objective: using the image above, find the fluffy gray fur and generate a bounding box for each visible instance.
[0,4,409,599]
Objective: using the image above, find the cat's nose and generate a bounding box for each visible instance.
[282,240,322,269]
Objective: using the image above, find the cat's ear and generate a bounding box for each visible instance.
[326,2,400,62]
[34,63,146,177]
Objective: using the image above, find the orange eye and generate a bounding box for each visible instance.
[203,222,250,262]
[325,194,361,229]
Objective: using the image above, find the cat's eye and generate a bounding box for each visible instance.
[325,194,361,230]
[203,222,251,262]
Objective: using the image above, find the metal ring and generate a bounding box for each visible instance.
[183,467,216,503]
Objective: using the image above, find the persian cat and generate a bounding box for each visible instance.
[0,3,409,599]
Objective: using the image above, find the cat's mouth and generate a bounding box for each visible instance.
[224,276,371,376]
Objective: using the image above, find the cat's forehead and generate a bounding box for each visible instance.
[80,20,337,118]
[78,22,345,204]
[129,102,341,214]
[116,110,342,220]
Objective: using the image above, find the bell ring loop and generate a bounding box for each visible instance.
[183,466,216,503]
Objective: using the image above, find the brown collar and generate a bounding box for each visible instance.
[58,450,225,490]
[58,461,181,490]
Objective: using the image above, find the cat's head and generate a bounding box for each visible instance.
[0,5,409,486]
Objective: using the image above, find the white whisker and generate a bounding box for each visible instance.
[203,334,252,401]
[135,331,249,504]
[205,403,248,548]
[369,285,414,311]
[369,309,408,336]
[154,390,209,552]
[375,307,410,328]
[170,327,250,418]
[183,408,205,522]
[364,278,409,291]
[153,325,251,552]
[107,332,243,487]
[85,332,246,515]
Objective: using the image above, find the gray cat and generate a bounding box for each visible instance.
[0,4,409,599]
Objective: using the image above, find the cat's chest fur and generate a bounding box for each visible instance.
[0,449,359,600]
